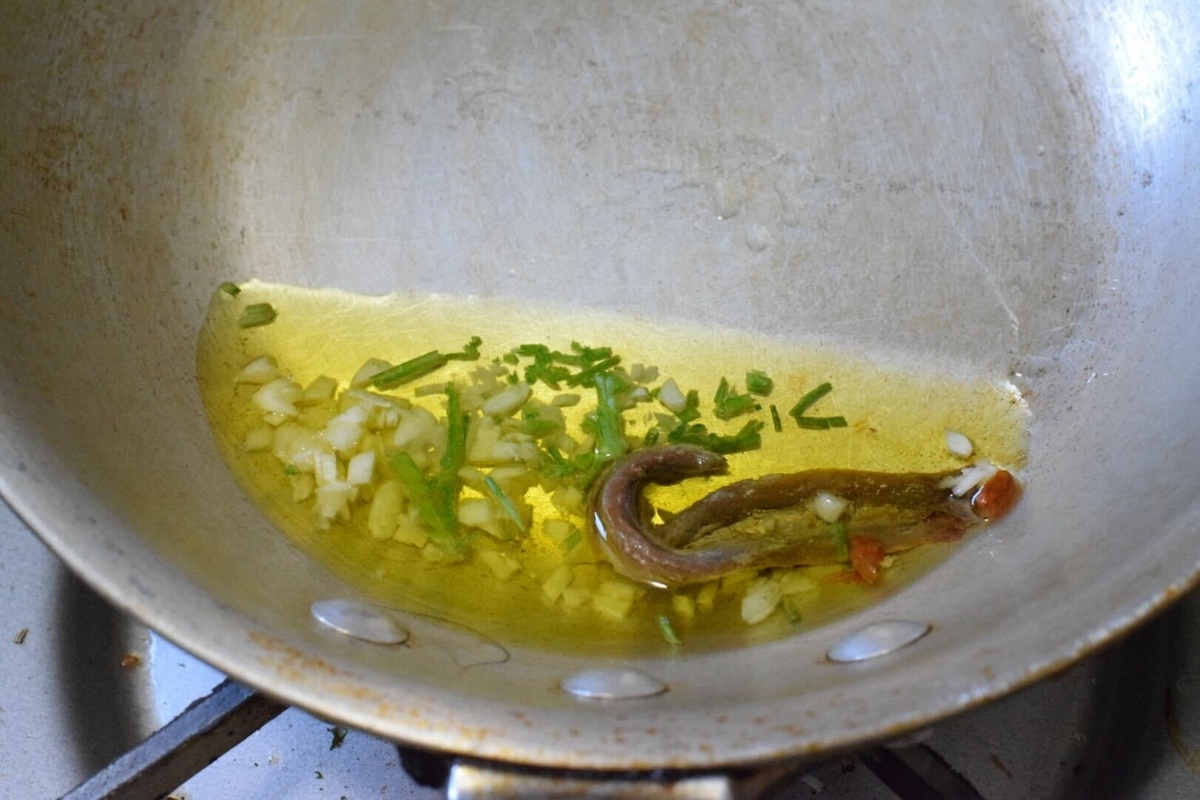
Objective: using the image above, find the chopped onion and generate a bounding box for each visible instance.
[242,427,274,453]
[481,381,532,417]
[312,451,340,487]
[302,375,338,405]
[944,429,974,458]
[252,378,302,417]
[457,498,496,528]
[658,378,687,413]
[345,451,375,486]
[367,481,403,540]
[350,358,392,388]
[810,491,849,523]
[945,460,999,497]
[741,577,783,625]
[235,356,281,385]
[542,564,575,601]
[478,550,520,580]
[393,407,438,449]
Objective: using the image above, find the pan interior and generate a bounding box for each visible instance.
[1,0,1197,769]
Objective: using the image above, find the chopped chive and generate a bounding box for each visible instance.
[782,597,801,625]
[770,404,783,432]
[565,355,622,387]
[656,614,683,645]
[788,382,833,419]
[831,520,849,560]
[795,416,848,430]
[484,475,527,533]
[643,427,661,446]
[218,281,241,297]
[328,726,349,750]
[746,370,774,396]
[502,352,519,365]
[592,373,627,460]
[713,377,757,420]
[371,350,448,389]
[445,335,483,361]
[561,529,582,552]
[237,302,278,328]
[283,464,300,476]
[388,451,463,554]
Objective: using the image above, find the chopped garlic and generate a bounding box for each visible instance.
[368,481,404,540]
[741,577,783,624]
[481,381,532,417]
[810,491,849,523]
[542,564,575,602]
[235,355,281,384]
[242,426,274,453]
[944,429,974,458]
[350,358,391,388]
[478,550,520,580]
[252,378,302,417]
[658,378,687,413]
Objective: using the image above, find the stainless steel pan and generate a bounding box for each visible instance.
[2,0,1198,773]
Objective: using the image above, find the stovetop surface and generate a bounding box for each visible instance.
[3,499,1198,799]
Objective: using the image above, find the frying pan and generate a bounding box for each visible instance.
[2,0,1198,776]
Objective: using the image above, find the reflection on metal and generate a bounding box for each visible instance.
[61,680,284,800]
[827,620,931,663]
[560,668,667,700]
[447,762,732,799]
[311,599,409,645]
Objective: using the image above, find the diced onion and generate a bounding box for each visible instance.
[457,498,496,528]
[810,492,849,523]
[235,356,281,384]
[252,378,302,417]
[302,375,338,405]
[367,481,403,540]
[741,577,783,624]
[542,564,575,601]
[481,381,532,417]
[945,460,999,497]
[242,426,274,453]
[478,550,520,580]
[350,358,392,388]
[658,378,687,413]
[345,451,375,486]
[944,429,974,458]
[393,407,438,449]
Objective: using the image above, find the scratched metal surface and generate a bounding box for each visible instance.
[1,0,1199,771]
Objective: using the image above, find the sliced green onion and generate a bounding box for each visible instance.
[746,370,774,396]
[656,614,682,645]
[388,451,463,554]
[371,350,448,389]
[770,404,783,433]
[782,597,801,625]
[795,416,848,430]
[283,464,300,476]
[484,475,527,533]
[713,377,757,421]
[643,427,661,446]
[831,520,849,560]
[218,281,241,297]
[592,373,627,460]
[565,355,622,387]
[445,335,483,361]
[788,382,833,419]
[237,302,277,328]
[561,529,582,552]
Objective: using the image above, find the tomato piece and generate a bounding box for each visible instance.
[849,536,886,584]
[973,470,1020,520]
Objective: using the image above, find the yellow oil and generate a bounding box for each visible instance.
[197,280,1028,657]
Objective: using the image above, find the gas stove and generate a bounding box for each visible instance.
[3,498,1198,799]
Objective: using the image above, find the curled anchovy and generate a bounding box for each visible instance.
[588,444,1020,587]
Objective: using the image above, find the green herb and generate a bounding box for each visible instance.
[561,529,582,552]
[388,451,463,554]
[237,302,278,328]
[564,355,622,388]
[666,419,764,454]
[371,338,481,390]
[675,389,702,422]
[592,373,627,461]
[434,383,468,508]
[789,382,848,430]
[781,597,801,625]
[328,726,349,750]
[830,520,849,560]
[795,416,848,430]
[484,475,527,533]
[218,281,241,297]
[788,382,833,419]
[315,771,324,780]
[283,464,300,476]
[746,370,774,396]
[502,352,519,365]
[445,335,483,361]
[643,427,661,446]
[371,351,447,389]
[656,614,683,645]
[713,377,758,421]
[770,404,783,433]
